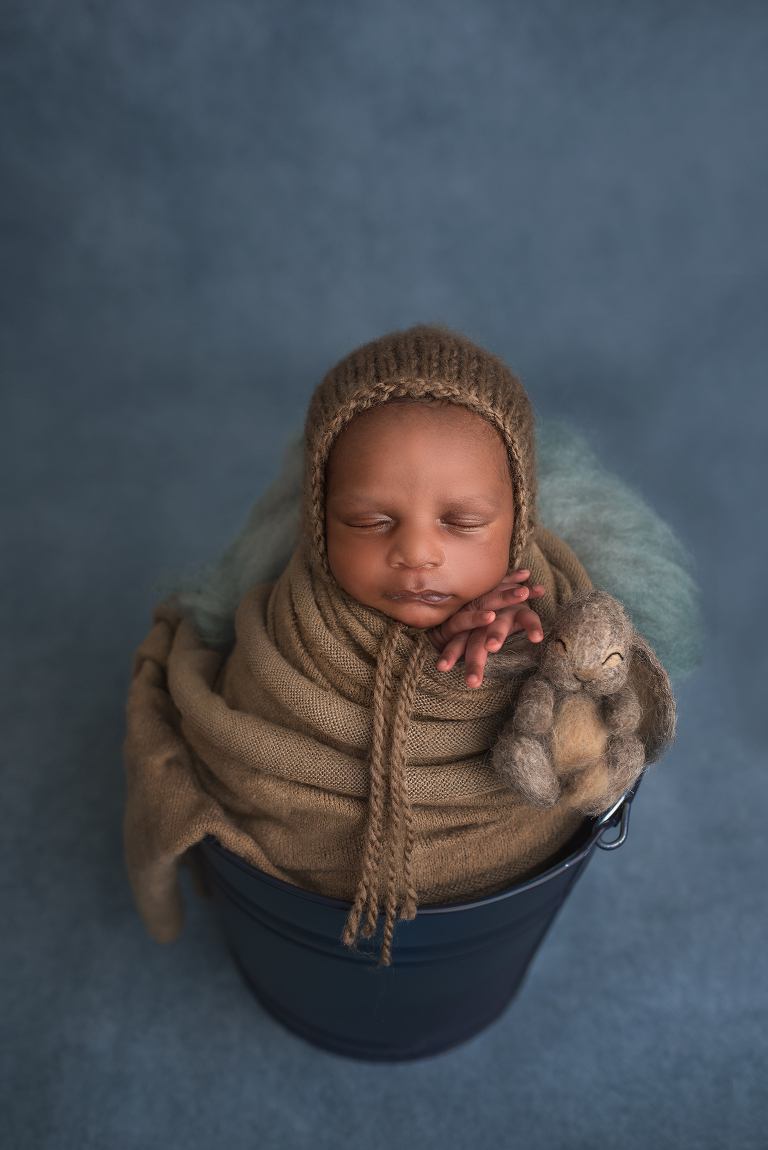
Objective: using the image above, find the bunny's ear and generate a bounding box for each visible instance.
[628,634,676,762]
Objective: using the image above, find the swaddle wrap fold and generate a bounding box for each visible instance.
[124,526,590,949]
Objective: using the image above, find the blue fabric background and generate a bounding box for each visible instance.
[2,3,766,1147]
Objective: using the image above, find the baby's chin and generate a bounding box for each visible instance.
[377,598,455,630]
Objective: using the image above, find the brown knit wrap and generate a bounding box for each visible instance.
[124,533,592,962]
[303,324,537,574]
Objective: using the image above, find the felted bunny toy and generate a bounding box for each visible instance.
[490,590,676,816]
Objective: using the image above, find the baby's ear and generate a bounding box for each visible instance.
[628,634,676,762]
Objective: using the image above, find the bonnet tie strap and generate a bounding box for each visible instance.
[342,619,428,965]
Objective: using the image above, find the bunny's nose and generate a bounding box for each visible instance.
[575,667,600,683]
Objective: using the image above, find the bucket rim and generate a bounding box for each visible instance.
[199,781,638,916]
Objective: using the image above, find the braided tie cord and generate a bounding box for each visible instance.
[342,621,429,966]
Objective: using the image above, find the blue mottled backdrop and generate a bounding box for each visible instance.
[2,3,766,1147]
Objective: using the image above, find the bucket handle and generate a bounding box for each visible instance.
[594,791,632,851]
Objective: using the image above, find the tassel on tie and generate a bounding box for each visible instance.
[342,620,428,965]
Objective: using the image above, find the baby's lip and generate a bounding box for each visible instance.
[384,590,451,604]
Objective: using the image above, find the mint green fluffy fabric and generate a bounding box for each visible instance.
[172,422,701,681]
[535,423,700,682]
[171,431,305,651]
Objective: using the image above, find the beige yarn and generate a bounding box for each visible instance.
[341,621,429,963]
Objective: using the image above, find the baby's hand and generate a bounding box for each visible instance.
[427,571,545,690]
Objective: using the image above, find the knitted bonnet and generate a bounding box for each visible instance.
[303,324,537,576]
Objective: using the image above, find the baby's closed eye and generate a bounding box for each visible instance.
[346,517,393,529]
[439,516,490,531]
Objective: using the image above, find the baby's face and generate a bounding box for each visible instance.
[325,402,514,629]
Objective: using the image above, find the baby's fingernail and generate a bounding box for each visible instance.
[438,658,449,669]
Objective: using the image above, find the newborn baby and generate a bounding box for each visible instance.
[325,398,546,690]
[124,324,595,963]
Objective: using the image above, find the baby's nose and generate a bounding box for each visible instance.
[390,524,444,569]
[575,666,600,683]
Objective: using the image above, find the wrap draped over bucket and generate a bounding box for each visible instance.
[124,525,591,952]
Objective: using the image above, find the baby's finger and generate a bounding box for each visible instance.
[436,630,471,672]
[463,628,492,689]
[482,608,521,650]
[500,569,531,584]
[439,608,496,640]
[471,584,531,615]
[516,606,544,643]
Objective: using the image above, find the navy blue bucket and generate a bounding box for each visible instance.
[197,791,635,1061]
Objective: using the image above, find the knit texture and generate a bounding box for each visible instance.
[124,535,590,958]
[302,324,537,576]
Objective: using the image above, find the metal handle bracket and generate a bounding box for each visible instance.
[595,797,631,851]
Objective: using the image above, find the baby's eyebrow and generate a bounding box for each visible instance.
[433,493,509,516]
[443,495,504,510]
[329,492,505,513]
[327,492,385,509]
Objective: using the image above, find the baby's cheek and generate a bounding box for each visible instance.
[455,544,510,600]
[328,537,393,612]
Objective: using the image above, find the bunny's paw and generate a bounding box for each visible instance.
[605,733,645,792]
[493,734,561,808]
